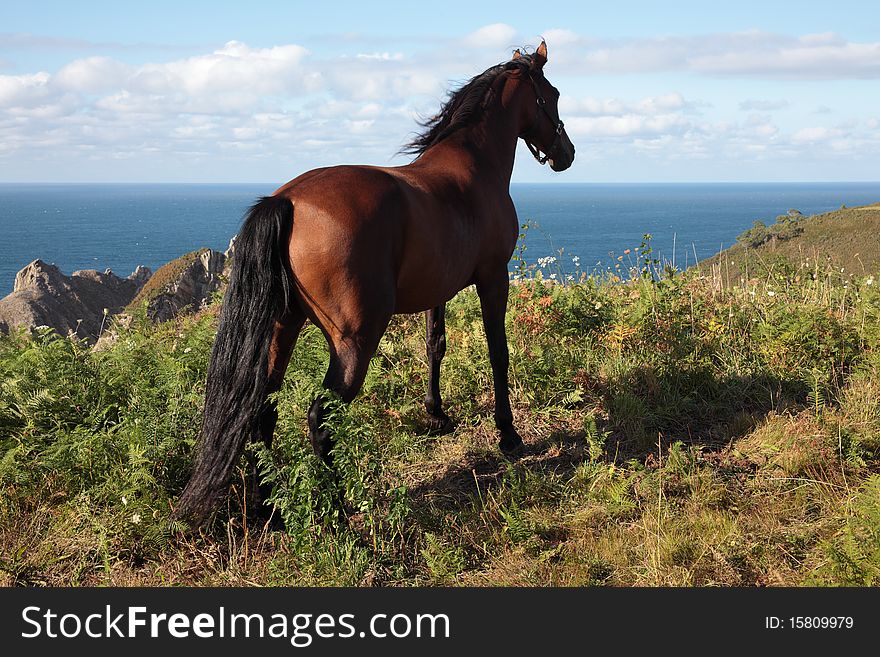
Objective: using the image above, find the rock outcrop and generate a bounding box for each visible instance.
[0,260,152,341]
[125,248,228,322]
[1,238,236,343]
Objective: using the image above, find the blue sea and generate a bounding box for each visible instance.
[1,182,879,296]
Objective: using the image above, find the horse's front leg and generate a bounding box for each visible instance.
[424,304,453,433]
[476,270,523,457]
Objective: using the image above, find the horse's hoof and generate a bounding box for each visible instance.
[425,412,454,435]
[499,433,524,459]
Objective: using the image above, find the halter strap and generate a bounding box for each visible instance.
[519,73,565,166]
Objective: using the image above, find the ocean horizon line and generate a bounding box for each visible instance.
[1,180,879,187]
[3,180,879,297]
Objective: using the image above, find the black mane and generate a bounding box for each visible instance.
[402,54,535,157]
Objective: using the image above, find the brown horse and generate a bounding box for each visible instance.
[175,41,575,526]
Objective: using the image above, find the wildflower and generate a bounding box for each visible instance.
[624,249,631,255]
[866,276,874,286]
[767,290,776,297]
[594,301,603,309]
[183,347,192,354]
[121,496,128,506]
[571,255,580,267]
[131,513,141,525]
[566,274,574,281]
[549,273,557,280]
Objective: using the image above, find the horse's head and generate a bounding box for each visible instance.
[509,41,575,172]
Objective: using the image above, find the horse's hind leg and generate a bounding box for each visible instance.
[249,307,306,518]
[307,326,387,465]
[424,304,453,434]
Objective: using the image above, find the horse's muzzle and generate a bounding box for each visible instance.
[549,132,575,172]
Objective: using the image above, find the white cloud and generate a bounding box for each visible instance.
[548,30,880,79]
[539,29,582,47]
[566,113,690,138]
[356,52,404,61]
[54,57,130,92]
[791,126,840,142]
[0,71,50,107]
[463,23,519,50]
[691,41,880,79]
[739,99,790,111]
[798,32,847,46]
[560,93,685,118]
[133,41,310,97]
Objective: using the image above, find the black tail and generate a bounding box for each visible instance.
[175,195,294,527]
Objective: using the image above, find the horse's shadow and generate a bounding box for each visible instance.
[405,370,798,518]
[405,429,590,517]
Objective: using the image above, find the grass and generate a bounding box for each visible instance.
[1,230,879,587]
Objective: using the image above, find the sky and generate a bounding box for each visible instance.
[1,0,878,183]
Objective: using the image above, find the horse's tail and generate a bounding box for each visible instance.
[174,194,294,527]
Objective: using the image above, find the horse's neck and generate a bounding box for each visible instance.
[419,112,520,192]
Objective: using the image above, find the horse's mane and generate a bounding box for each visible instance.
[402,53,536,157]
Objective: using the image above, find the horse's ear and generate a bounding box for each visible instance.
[512,48,523,60]
[534,40,548,69]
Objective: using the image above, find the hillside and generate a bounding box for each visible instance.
[698,203,880,284]
[1,243,878,587]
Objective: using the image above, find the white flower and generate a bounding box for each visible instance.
[131,513,141,525]
[121,496,128,506]
[183,347,192,354]
[866,277,874,286]
[549,273,557,280]
[767,290,776,297]
[594,302,603,309]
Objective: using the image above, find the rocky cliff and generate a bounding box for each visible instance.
[125,248,228,322]
[0,239,234,343]
[0,261,152,341]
